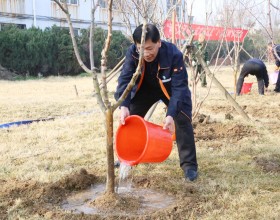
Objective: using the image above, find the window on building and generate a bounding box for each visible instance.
[73,28,79,36]
[52,0,79,5]
[68,0,78,4]
[99,0,119,9]
[166,0,181,20]
[188,16,194,24]
[167,0,176,10]
[61,27,80,36]
[99,0,106,8]
[0,23,26,31]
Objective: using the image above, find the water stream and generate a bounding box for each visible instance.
[116,162,133,193]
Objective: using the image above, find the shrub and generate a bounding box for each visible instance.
[0,25,131,77]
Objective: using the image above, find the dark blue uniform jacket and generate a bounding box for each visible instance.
[114,40,192,119]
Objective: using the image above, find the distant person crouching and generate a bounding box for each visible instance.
[236,58,269,95]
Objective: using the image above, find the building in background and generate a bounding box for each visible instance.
[0,0,127,34]
[0,0,188,34]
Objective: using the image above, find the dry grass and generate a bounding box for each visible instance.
[0,65,279,219]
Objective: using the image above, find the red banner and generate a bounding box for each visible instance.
[163,20,248,42]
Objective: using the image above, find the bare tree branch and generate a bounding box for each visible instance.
[238,0,273,40]
[270,2,280,10]
[90,0,100,71]
[101,0,113,108]
[267,0,274,41]
[53,0,106,112]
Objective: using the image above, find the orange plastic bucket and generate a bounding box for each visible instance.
[115,115,173,166]
[241,82,253,94]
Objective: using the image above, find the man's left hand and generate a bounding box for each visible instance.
[163,115,175,134]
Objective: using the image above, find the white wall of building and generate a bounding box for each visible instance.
[0,0,132,32]
[0,0,187,34]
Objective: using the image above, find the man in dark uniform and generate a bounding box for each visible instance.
[114,24,198,181]
[267,42,280,92]
[236,58,269,95]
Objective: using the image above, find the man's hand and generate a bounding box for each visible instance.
[275,66,279,71]
[163,115,175,134]
[119,106,130,125]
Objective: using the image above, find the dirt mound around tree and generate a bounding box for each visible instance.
[0,65,19,80]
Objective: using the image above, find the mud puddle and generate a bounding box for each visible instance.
[61,183,175,216]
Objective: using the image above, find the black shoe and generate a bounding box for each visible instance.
[114,161,120,168]
[274,88,280,93]
[184,169,198,181]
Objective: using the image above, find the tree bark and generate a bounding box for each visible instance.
[105,108,115,193]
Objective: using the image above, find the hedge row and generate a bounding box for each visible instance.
[0,25,131,77]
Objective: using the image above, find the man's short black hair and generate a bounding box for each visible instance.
[132,23,160,44]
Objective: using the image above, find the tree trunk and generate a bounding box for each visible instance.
[105,108,115,193]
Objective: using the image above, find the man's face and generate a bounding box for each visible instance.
[136,39,161,62]
[198,34,205,43]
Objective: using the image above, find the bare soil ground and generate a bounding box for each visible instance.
[0,65,279,219]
